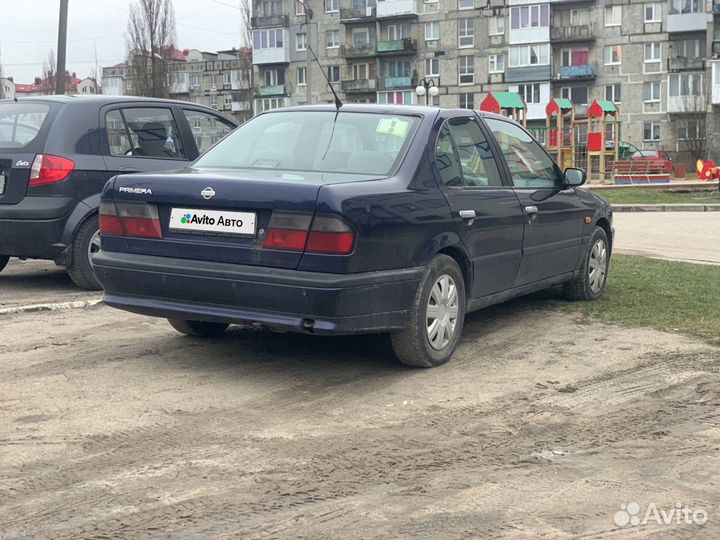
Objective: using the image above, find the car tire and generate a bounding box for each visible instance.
[391,254,466,368]
[67,215,102,290]
[565,226,610,302]
[168,319,230,337]
[0,255,9,273]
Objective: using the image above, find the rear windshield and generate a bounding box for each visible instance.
[0,102,51,149]
[194,110,419,177]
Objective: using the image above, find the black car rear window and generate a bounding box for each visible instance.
[193,110,419,177]
[0,102,51,149]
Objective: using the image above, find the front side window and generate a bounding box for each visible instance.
[106,108,186,159]
[485,117,559,188]
[183,110,235,155]
[194,111,419,177]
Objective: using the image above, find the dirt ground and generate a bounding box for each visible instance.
[1,262,719,539]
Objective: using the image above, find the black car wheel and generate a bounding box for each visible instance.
[168,319,230,337]
[67,215,102,290]
[391,254,466,368]
[0,255,9,273]
[565,226,610,301]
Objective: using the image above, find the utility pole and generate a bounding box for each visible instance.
[55,0,69,95]
[304,2,313,105]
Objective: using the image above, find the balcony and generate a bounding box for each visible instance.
[377,38,416,55]
[251,14,289,29]
[341,79,378,93]
[340,7,376,22]
[377,0,418,18]
[506,65,552,83]
[668,57,706,71]
[667,11,707,32]
[380,76,414,89]
[255,83,292,97]
[558,63,597,80]
[550,23,595,42]
[340,43,377,58]
[252,40,290,64]
[668,94,707,113]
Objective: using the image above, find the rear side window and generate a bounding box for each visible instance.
[183,110,235,155]
[105,107,186,159]
[0,103,50,149]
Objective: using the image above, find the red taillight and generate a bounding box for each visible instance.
[262,212,355,255]
[29,154,75,187]
[99,201,162,239]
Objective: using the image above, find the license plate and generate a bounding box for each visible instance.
[0,175,5,195]
[169,208,256,236]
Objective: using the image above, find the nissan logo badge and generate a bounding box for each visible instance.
[201,187,216,200]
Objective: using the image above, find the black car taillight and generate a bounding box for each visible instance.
[28,154,75,186]
[263,212,355,255]
[99,201,162,239]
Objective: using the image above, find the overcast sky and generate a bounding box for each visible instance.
[0,0,245,84]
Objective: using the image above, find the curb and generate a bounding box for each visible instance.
[612,204,720,212]
[0,297,103,316]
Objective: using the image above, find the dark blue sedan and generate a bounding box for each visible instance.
[93,105,613,368]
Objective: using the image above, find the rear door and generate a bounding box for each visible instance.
[432,115,524,298]
[101,105,191,175]
[482,116,586,285]
[0,101,55,205]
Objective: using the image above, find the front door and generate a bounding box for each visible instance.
[483,117,587,285]
[432,115,524,298]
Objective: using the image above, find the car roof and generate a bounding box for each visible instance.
[1,94,217,109]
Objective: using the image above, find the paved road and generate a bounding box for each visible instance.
[612,212,720,265]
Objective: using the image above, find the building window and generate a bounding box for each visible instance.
[644,81,661,102]
[488,54,504,73]
[669,73,703,97]
[458,18,474,48]
[192,73,201,87]
[644,42,661,63]
[223,72,232,85]
[458,56,474,85]
[643,122,660,141]
[677,119,705,140]
[377,90,415,104]
[386,23,411,41]
[224,94,232,107]
[327,66,340,83]
[674,38,705,59]
[605,83,621,103]
[425,57,439,77]
[489,15,504,35]
[459,93,474,109]
[644,2,661,22]
[458,0,473,9]
[263,68,284,86]
[296,1,305,15]
[352,28,370,46]
[352,63,369,79]
[381,59,413,78]
[605,5,622,26]
[604,45,622,65]
[425,21,439,41]
[510,5,550,29]
[561,48,589,67]
[516,83,540,104]
[253,29,284,50]
[325,0,338,12]
[326,30,340,48]
[297,67,306,86]
[561,86,588,105]
[255,97,286,113]
[669,0,701,14]
[509,44,550,67]
[296,32,307,51]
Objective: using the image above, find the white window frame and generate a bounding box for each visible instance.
[605,83,621,103]
[458,56,474,85]
[644,2,661,22]
[296,32,307,51]
[604,45,622,66]
[425,21,439,41]
[459,93,474,109]
[327,65,340,83]
[605,5,622,26]
[669,72,703,97]
[223,72,232,85]
[296,1,305,15]
[425,57,440,77]
[644,80,661,102]
[643,121,660,142]
[508,44,550,67]
[458,18,474,48]
[644,42,661,64]
[326,29,340,49]
[352,63,369,80]
[351,28,370,46]
[516,83,540,104]
[458,0,473,10]
[488,54,504,73]
[297,66,307,86]
[325,0,339,13]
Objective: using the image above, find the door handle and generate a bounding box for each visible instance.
[119,167,139,172]
[525,206,539,215]
[459,210,477,219]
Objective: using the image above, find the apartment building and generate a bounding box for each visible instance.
[102,48,253,123]
[251,0,720,162]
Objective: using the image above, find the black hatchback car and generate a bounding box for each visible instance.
[0,96,237,288]
[94,105,613,368]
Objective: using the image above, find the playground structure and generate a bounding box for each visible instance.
[479,92,527,126]
[583,100,621,182]
[545,98,575,170]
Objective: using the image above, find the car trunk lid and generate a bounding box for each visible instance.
[0,155,35,204]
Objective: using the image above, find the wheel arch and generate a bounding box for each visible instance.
[595,217,613,252]
[437,244,472,299]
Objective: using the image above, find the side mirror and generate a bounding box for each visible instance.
[564,167,586,187]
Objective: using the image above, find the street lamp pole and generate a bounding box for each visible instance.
[415,77,439,106]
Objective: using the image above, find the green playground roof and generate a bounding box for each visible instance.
[597,100,617,113]
[555,98,573,109]
[493,92,526,110]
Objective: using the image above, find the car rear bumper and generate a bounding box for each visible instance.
[0,197,80,258]
[93,251,424,335]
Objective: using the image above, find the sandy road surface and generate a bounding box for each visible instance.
[1,291,719,539]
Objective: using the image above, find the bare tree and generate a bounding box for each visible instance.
[677,92,708,163]
[42,50,57,95]
[239,0,252,49]
[0,59,5,100]
[126,0,177,98]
